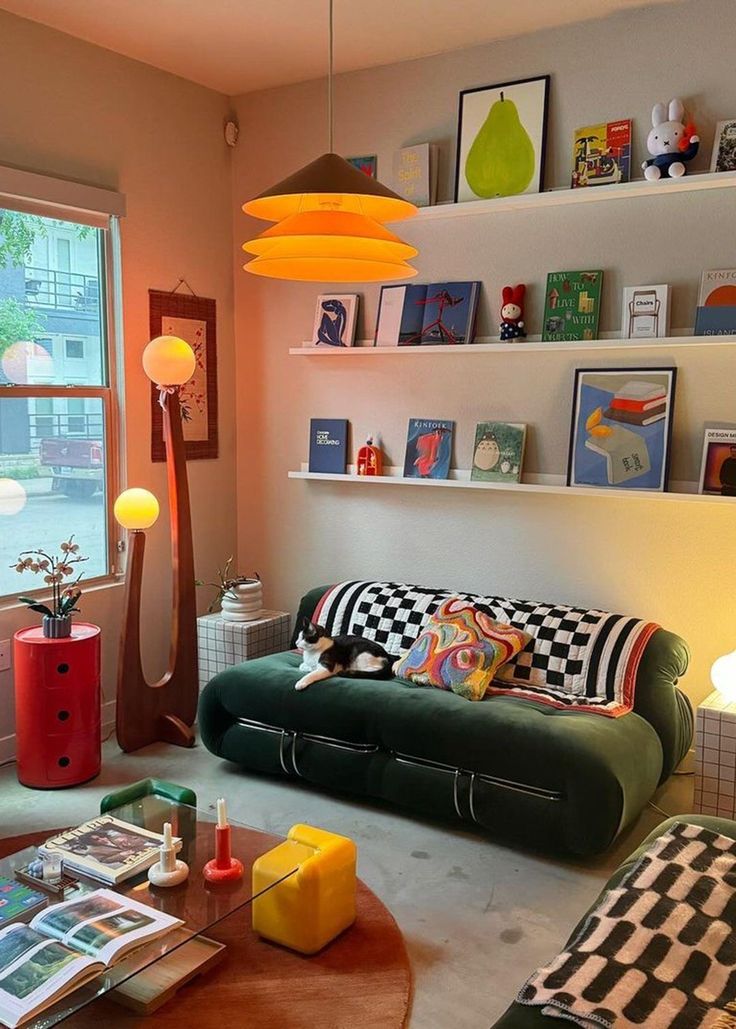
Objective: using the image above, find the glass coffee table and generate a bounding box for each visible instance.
[0,796,297,1027]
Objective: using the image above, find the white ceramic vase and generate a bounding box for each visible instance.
[221,580,263,622]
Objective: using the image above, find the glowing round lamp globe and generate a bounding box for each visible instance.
[114,488,160,530]
[711,650,736,703]
[0,478,27,517]
[142,336,195,386]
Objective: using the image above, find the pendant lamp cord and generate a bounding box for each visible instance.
[328,0,334,152]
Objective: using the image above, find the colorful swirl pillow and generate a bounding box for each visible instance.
[393,598,531,701]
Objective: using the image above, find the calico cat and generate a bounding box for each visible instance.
[294,618,394,691]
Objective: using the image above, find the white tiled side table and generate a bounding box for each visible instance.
[694,691,736,816]
[197,610,291,690]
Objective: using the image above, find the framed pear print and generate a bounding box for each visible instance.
[455,75,550,203]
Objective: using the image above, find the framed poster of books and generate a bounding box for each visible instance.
[698,427,736,496]
[567,368,676,492]
[455,75,550,203]
[149,289,218,462]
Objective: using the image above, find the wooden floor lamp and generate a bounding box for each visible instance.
[114,336,199,753]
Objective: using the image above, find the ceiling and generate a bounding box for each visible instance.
[0,0,678,96]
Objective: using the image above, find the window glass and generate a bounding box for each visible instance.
[1,208,106,387]
[0,397,108,598]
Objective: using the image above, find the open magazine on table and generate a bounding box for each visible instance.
[0,888,182,1028]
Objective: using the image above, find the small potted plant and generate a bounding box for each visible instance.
[197,557,263,622]
[13,535,88,638]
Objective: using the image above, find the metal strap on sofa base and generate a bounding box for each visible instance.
[391,752,562,825]
[235,717,563,820]
[237,717,379,779]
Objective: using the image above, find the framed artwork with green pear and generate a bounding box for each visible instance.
[455,76,550,203]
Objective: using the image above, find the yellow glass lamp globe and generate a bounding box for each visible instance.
[142,335,195,386]
[114,488,160,531]
[711,650,736,704]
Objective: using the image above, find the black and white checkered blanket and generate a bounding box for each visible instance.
[313,581,658,716]
[518,822,736,1028]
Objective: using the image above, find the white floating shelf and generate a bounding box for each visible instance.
[289,465,732,505]
[291,333,736,357]
[387,170,736,224]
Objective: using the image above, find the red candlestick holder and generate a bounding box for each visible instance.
[203,824,244,883]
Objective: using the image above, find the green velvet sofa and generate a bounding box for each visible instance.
[198,585,693,856]
[492,814,733,1027]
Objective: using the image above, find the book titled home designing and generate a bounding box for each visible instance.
[308,419,348,474]
[40,816,181,886]
[542,271,603,342]
[694,269,736,335]
[0,889,181,1027]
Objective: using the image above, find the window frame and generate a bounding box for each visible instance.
[0,166,126,606]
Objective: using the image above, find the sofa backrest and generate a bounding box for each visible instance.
[294,583,691,780]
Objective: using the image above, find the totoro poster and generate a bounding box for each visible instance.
[471,422,527,483]
[455,76,550,203]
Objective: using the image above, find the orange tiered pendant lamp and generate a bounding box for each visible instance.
[242,1,418,282]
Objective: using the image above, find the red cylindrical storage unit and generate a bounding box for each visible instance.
[13,622,101,789]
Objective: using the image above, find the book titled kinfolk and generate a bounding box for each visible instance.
[403,419,453,479]
[308,419,348,474]
[392,144,439,207]
[694,269,736,335]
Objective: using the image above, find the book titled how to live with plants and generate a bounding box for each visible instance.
[542,270,603,342]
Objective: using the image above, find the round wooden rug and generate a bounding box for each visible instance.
[2,830,412,1029]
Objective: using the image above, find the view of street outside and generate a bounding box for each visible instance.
[0,482,107,599]
[0,207,110,601]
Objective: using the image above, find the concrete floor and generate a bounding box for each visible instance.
[0,739,694,1029]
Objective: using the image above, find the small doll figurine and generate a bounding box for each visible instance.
[642,98,699,181]
[499,284,526,341]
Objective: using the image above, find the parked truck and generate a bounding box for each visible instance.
[39,436,104,499]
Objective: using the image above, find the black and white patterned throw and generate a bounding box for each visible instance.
[519,822,736,1028]
[312,581,658,716]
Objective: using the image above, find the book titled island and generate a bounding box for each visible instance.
[0,889,181,1028]
[40,816,181,886]
[308,419,348,474]
[694,269,736,335]
[542,270,603,342]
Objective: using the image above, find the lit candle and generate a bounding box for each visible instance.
[217,798,227,829]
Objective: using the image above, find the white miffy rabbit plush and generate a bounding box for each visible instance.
[642,98,699,180]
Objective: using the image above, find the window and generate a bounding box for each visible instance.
[65,338,85,360]
[0,172,123,602]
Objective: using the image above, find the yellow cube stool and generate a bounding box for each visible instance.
[252,823,357,954]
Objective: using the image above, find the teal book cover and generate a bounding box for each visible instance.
[471,422,527,482]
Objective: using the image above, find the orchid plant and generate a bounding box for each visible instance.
[196,556,260,614]
[13,535,89,620]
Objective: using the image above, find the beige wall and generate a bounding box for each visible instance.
[0,11,236,753]
[232,0,736,708]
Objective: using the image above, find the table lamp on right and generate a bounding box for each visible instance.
[711,649,736,703]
